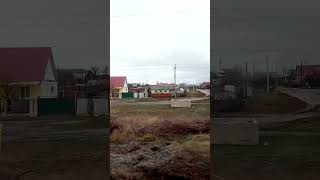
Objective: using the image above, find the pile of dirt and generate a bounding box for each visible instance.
[111,116,209,138]
[111,140,209,180]
[138,118,209,136]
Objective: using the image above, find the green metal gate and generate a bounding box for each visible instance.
[122,92,134,99]
[38,97,75,116]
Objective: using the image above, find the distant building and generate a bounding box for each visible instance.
[110,76,128,97]
[296,65,320,80]
[130,87,149,98]
[200,81,210,89]
[150,84,176,98]
[57,69,89,97]
[296,65,320,87]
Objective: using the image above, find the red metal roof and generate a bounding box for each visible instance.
[0,47,52,82]
[110,76,126,89]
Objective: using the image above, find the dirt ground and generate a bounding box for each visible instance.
[0,116,108,180]
[213,133,320,180]
[240,91,307,114]
[212,89,320,180]
[110,104,210,179]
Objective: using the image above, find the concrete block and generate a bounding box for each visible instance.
[171,99,192,108]
[212,118,259,145]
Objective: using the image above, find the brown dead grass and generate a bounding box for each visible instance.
[111,116,209,143]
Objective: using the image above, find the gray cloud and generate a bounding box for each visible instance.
[0,0,108,69]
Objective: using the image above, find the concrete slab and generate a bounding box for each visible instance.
[171,99,192,108]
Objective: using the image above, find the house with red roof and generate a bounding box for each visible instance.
[0,47,58,117]
[110,76,128,98]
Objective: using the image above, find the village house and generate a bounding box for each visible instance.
[57,69,89,97]
[296,65,320,87]
[130,87,149,98]
[0,47,58,117]
[150,83,176,98]
[110,76,128,98]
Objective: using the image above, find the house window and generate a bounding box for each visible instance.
[20,87,30,98]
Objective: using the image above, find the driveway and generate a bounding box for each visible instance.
[279,87,320,108]
[0,117,108,143]
[197,89,210,96]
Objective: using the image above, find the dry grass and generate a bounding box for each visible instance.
[111,116,209,143]
[110,103,210,179]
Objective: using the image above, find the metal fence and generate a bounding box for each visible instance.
[7,100,30,113]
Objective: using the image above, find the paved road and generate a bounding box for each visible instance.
[0,118,108,143]
[279,87,320,107]
[256,112,320,125]
[197,89,210,96]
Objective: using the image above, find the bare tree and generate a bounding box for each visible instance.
[90,66,99,79]
[0,81,18,116]
[103,65,109,75]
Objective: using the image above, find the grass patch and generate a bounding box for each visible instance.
[110,116,209,143]
[111,104,209,118]
[241,91,307,114]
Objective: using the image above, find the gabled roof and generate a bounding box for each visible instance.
[0,47,55,82]
[110,76,127,89]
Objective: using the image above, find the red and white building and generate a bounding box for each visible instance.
[150,83,176,98]
[0,47,58,117]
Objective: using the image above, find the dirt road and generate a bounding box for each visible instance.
[0,117,108,143]
[279,87,320,108]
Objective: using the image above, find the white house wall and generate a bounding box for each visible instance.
[76,98,88,115]
[121,80,128,93]
[40,81,58,97]
[44,57,56,81]
[93,99,108,117]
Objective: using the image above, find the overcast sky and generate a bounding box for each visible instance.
[110,0,210,84]
[0,0,108,69]
[213,0,320,73]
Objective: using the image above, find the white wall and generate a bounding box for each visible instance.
[93,99,108,117]
[76,98,108,117]
[76,98,88,115]
[40,81,58,97]
[121,80,128,93]
[44,58,56,81]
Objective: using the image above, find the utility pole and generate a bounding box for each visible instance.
[174,64,177,98]
[252,63,255,79]
[219,57,222,71]
[275,63,278,89]
[245,62,248,98]
[300,56,303,87]
[266,56,270,93]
